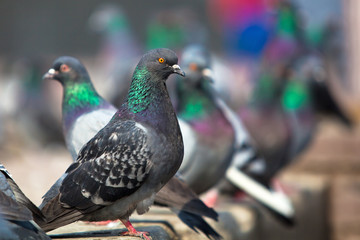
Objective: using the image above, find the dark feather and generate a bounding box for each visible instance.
[0,217,50,240]
[155,177,218,220]
[7,177,46,221]
[0,165,46,221]
[0,190,33,222]
[37,120,153,231]
[0,164,50,239]
[178,211,222,240]
[37,195,84,232]
[39,174,66,209]
[59,120,151,209]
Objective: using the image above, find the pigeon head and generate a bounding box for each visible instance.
[43,56,90,85]
[175,45,218,121]
[180,45,213,86]
[135,48,185,80]
[44,56,105,127]
[126,48,184,114]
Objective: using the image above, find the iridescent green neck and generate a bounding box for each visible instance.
[63,82,101,113]
[177,82,215,121]
[282,80,310,111]
[127,67,153,113]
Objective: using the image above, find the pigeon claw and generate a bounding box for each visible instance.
[121,219,151,240]
[121,230,151,240]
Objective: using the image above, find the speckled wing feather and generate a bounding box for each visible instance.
[40,120,153,227]
[61,120,152,209]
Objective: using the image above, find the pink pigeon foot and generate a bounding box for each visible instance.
[120,219,151,240]
[202,189,219,208]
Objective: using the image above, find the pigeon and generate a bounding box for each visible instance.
[175,44,295,224]
[36,49,185,239]
[238,55,352,185]
[175,45,235,194]
[0,163,50,239]
[223,55,352,227]
[40,53,221,239]
[280,55,352,160]
[203,1,351,224]
[204,0,304,183]
[220,56,352,228]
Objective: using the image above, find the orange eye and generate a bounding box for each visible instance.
[189,63,198,71]
[60,64,70,72]
[158,57,165,63]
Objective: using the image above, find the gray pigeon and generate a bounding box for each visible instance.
[0,163,50,240]
[175,45,295,224]
[36,49,185,239]
[41,55,221,239]
[175,45,235,194]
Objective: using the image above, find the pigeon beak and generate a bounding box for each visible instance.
[43,68,57,80]
[172,64,185,77]
[202,68,214,83]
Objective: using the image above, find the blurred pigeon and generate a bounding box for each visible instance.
[176,45,295,224]
[0,163,50,239]
[42,55,220,239]
[221,57,351,224]
[175,45,235,194]
[36,49,185,239]
[226,55,352,224]
[210,0,349,159]
[88,4,141,107]
[204,0,306,180]
[281,55,352,160]
[204,1,351,224]
[243,54,352,180]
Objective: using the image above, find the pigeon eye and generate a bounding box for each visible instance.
[189,63,198,71]
[60,64,70,72]
[158,58,165,63]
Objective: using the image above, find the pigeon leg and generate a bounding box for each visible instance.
[120,219,151,240]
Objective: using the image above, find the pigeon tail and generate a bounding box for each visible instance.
[35,195,84,232]
[155,177,218,220]
[177,211,222,240]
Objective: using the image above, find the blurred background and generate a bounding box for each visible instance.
[0,0,359,239]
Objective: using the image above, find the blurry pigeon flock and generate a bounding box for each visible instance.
[0,0,356,239]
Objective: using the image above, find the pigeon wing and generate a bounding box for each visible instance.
[60,120,153,212]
